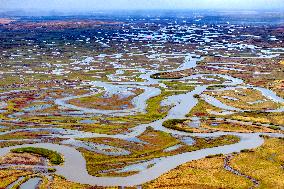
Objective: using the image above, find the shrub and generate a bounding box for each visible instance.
[206,153,223,158]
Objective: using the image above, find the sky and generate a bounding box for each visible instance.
[1,0,284,11]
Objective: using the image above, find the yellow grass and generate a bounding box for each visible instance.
[144,157,252,188]
[0,170,32,188]
[230,138,284,188]
[206,88,283,111]
[144,137,284,189]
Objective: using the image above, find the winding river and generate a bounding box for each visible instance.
[1,51,284,187]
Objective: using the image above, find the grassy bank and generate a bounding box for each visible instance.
[11,147,63,165]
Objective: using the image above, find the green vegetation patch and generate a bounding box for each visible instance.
[162,81,195,91]
[162,119,191,132]
[11,147,63,165]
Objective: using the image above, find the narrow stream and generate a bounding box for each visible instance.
[19,177,42,189]
[0,51,283,187]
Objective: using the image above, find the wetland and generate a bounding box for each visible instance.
[0,10,283,188]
